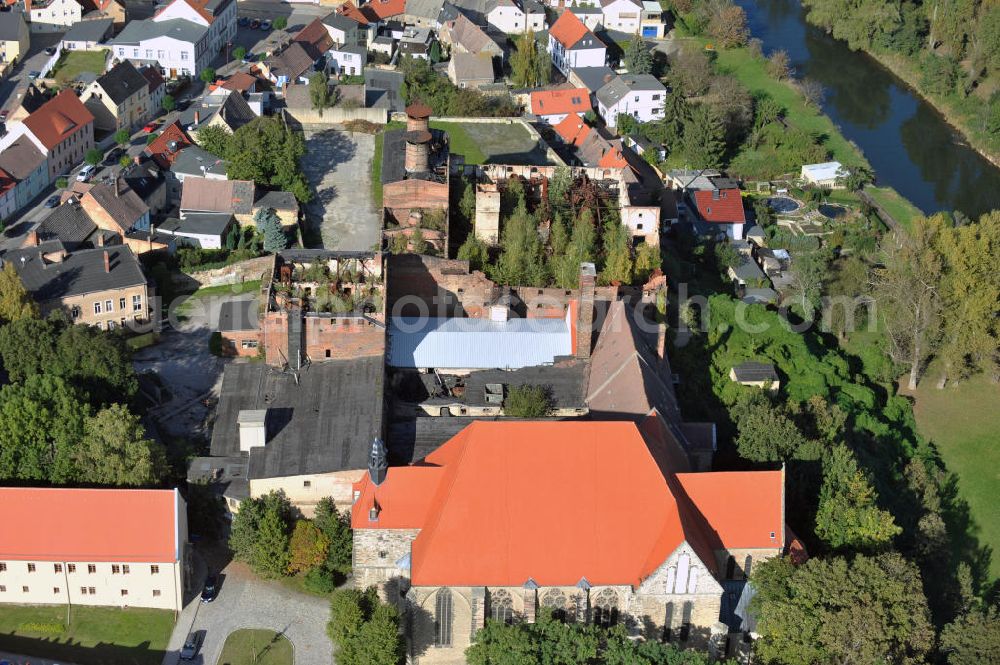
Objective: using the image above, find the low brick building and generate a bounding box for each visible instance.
[352,421,787,663]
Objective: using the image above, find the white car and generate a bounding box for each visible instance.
[76,165,96,182]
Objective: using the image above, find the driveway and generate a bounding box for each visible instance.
[301,130,380,251]
[162,548,333,665]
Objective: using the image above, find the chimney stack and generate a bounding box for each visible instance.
[103,250,110,273]
[96,233,105,247]
[194,110,201,125]
[238,409,268,451]
[576,262,596,359]
[404,130,431,174]
[25,230,39,247]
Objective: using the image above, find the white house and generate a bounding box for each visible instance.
[112,18,211,78]
[567,6,603,31]
[800,161,845,188]
[640,0,665,38]
[600,0,642,33]
[486,0,545,35]
[322,11,360,47]
[152,0,236,62]
[25,0,82,33]
[548,10,605,76]
[595,74,666,128]
[328,44,365,76]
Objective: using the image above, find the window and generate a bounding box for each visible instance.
[0,586,4,592]
[68,564,76,573]
[434,589,453,647]
[112,565,121,574]
[27,563,35,573]
[81,587,89,595]
[133,48,139,57]
[636,223,643,230]
[71,305,81,319]
[108,320,116,331]
[150,565,159,574]
[133,295,142,312]
[157,50,164,59]
[652,94,660,100]
[181,52,188,60]
[593,589,619,628]
[53,587,60,594]
[122,565,130,575]
[153,589,161,597]
[489,589,513,624]
[241,339,258,349]
[22,586,28,593]
[94,301,102,314]
[541,589,567,621]
[0,563,6,572]
[303,480,311,488]
[146,50,153,58]
[88,564,96,574]
[119,297,126,310]
[54,564,62,573]
[105,299,113,312]
[88,586,95,594]
[121,589,128,597]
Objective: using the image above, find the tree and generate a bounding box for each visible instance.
[309,72,333,116]
[510,30,550,88]
[0,262,38,323]
[548,166,572,205]
[709,75,754,144]
[287,520,330,574]
[815,445,901,551]
[429,40,441,64]
[752,553,934,665]
[798,77,826,108]
[254,504,292,578]
[634,242,661,282]
[314,497,353,576]
[85,148,103,166]
[767,49,791,80]
[787,247,831,315]
[503,384,552,417]
[113,128,131,147]
[492,203,546,286]
[229,491,294,578]
[226,117,311,202]
[73,404,166,486]
[552,210,596,288]
[941,605,1000,665]
[731,391,808,461]
[458,180,476,223]
[328,588,403,665]
[682,105,726,168]
[161,94,176,112]
[146,132,159,146]
[708,3,749,47]
[836,164,874,192]
[119,154,132,169]
[256,207,289,252]
[870,217,944,390]
[670,45,713,96]
[457,234,489,272]
[199,67,217,84]
[623,38,653,75]
[614,113,638,137]
[233,45,247,62]
[601,219,633,285]
[197,124,231,157]
[273,16,287,30]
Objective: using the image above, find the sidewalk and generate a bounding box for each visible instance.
[0,651,80,665]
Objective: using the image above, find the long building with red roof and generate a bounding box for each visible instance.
[0,488,188,611]
[0,89,95,182]
[547,10,606,75]
[352,419,786,660]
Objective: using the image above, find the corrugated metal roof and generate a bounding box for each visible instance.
[801,161,843,181]
[388,315,572,369]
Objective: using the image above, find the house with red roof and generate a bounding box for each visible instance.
[547,10,605,76]
[691,187,746,240]
[0,488,188,611]
[0,89,95,182]
[529,86,591,124]
[352,420,787,660]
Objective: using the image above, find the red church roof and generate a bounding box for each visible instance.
[0,488,181,563]
[691,188,746,223]
[353,421,784,587]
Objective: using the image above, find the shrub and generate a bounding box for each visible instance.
[304,566,336,594]
[504,384,553,417]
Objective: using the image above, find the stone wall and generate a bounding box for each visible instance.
[175,255,276,289]
[250,469,364,516]
[353,527,420,590]
[382,178,450,212]
[283,106,389,127]
[262,310,385,366]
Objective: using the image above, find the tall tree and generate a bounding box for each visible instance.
[601,219,633,285]
[287,520,330,574]
[230,491,294,578]
[552,210,596,289]
[256,207,290,252]
[196,124,231,157]
[457,234,489,272]
[314,497,353,576]
[253,505,292,578]
[309,72,333,116]
[731,391,809,461]
[682,105,726,168]
[815,445,901,551]
[0,262,38,323]
[623,38,653,74]
[707,3,749,47]
[328,588,403,665]
[870,217,945,390]
[73,404,166,486]
[227,116,311,202]
[510,30,550,88]
[752,553,934,665]
[492,203,547,286]
[941,605,1000,665]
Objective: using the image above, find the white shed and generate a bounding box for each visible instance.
[800,161,844,188]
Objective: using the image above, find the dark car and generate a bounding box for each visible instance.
[179,631,202,660]
[201,574,218,602]
[44,195,60,208]
[249,18,260,29]
[27,71,40,80]
[44,47,57,55]
[237,16,248,26]
[103,147,124,166]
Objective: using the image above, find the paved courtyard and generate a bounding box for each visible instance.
[302,130,381,251]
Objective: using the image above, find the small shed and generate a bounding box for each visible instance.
[800,161,844,188]
[729,361,780,391]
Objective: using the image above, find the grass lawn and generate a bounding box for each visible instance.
[175,280,261,320]
[51,49,108,86]
[0,604,173,665]
[217,629,293,665]
[430,120,554,165]
[430,121,486,164]
[913,375,1000,583]
[864,186,923,231]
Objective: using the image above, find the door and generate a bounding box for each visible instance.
[642,26,657,37]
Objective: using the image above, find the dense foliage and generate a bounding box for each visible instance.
[328,587,404,665]
[503,385,553,417]
[400,56,517,117]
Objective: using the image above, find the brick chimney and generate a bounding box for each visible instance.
[576,262,596,359]
[103,250,110,273]
[25,230,39,247]
[193,110,201,125]
[149,223,155,254]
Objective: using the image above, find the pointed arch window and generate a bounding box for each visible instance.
[435,589,453,647]
[541,589,567,621]
[489,589,514,624]
[592,588,620,628]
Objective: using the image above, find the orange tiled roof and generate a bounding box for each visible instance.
[367,0,404,20]
[0,488,180,562]
[598,145,628,168]
[23,90,94,151]
[530,87,591,117]
[338,0,375,24]
[692,188,746,224]
[553,112,590,147]
[549,10,592,48]
[221,71,258,92]
[294,17,334,54]
[144,120,193,169]
[155,0,215,23]
[352,421,784,587]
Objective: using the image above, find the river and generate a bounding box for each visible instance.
[734,0,1000,219]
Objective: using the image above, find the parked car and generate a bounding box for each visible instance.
[201,574,218,602]
[0,109,8,122]
[76,165,96,182]
[44,47,56,55]
[179,632,201,661]
[237,16,248,26]
[259,19,271,30]
[103,147,123,166]
[27,71,40,80]
[44,195,60,208]
[142,120,159,133]
[249,18,260,29]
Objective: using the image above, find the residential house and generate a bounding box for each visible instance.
[120,161,167,218]
[60,18,113,51]
[336,0,380,30]
[0,89,95,183]
[78,0,127,29]
[263,41,324,90]
[351,420,787,661]
[403,0,445,28]
[0,135,47,214]
[31,200,98,249]
[0,488,187,612]
[81,60,153,132]
[440,13,501,57]
[569,64,616,97]
[157,212,234,249]
[179,175,254,225]
[639,0,664,38]
[294,17,334,56]
[328,44,365,76]
[0,169,16,220]
[600,0,641,33]
[447,52,494,89]
[729,361,780,391]
[690,188,746,240]
[152,0,236,62]
[365,0,406,21]
[141,64,167,111]
[25,0,82,32]
[548,10,605,76]
[369,34,394,58]
[322,11,360,47]
[529,87,591,125]
[183,90,255,136]
[6,83,48,126]
[552,112,590,148]
[595,73,665,128]
[399,26,433,59]
[79,180,151,237]
[0,10,29,64]
[112,18,210,78]
[144,120,193,170]
[800,161,844,188]
[7,240,151,330]
[168,145,225,202]
[567,5,602,31]
[485,0,544,34]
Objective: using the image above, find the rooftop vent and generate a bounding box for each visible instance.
[238,409,268,452]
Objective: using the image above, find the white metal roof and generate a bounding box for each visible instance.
[388,314,573,369]
[800,161,843,181]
